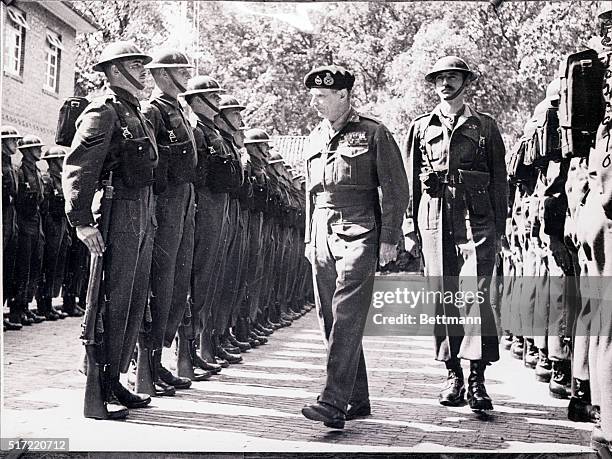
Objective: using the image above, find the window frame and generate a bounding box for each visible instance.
[4,7,28,77]
[43,30,63,93]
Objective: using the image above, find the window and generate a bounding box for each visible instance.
[4,7,28,76]
[44,30,63,92]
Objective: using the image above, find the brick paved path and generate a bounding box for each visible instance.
[1,302,596,455]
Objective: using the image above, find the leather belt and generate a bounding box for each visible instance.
[314,189,377,208]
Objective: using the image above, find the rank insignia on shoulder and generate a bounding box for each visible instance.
[465,123,478,130]
[343,131,368,146]
[209,146,216,155]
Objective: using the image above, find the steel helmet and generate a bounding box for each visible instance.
[93,41,152,72]
[425,56,477,83]
[219,95,246,112]
[1,126,22,139]
[545,78,560,102]
[599,1,612,20]
[145,49,193,69]
[244,128,272,145]
[17,134,44,150]
[41,146,66,159]
[180,76,225,97]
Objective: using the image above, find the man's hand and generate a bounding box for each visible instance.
[404,231,420,259]
[76,225,105,256]
[379,242,398,267]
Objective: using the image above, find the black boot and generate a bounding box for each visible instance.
[534,349,552,383]
[3,317,22,331]
[568,378,599,422]
[510,336,524,360]
[228,329,251,352]
[37,297,60,321]
[111,377,151,409]
[189,339,219,375]
[214,334,242,364]
[523,339,538,369]
[439,360,465,406]
[467,360,493,411]
[235,316,250,343]
[549,360,571,399]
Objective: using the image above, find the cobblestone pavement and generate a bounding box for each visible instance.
[1,300,597,455]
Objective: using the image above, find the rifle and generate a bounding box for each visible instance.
[81,172,123,419]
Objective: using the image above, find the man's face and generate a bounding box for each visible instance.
[309,88,345,121]
[203,92,221,111]
[222,109,242,130]
[4,138,18,154]
[434,71,465,100]
[23,146,42,162]
[168,67,192,89]
[118,58,148,87]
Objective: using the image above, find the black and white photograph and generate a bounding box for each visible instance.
[1,0,612,457]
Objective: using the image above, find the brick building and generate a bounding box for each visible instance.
[1,1,97,147]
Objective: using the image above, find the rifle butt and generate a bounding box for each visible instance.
[83,345,108,420]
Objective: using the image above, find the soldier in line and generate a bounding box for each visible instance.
[404,56,507,411]
[134,49,201,398]
[211,95,247,362]
[2,126,23,331]
[7,135,47,327]
[301,65,409,429]
[62,41,157,417]
[60,228,88,318]
[180,76,231,372]
[35,147,71,321]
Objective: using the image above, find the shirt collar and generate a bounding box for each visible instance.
[196,113,216,129]
[151,88,180,109]
[109,85,141,108]
[330,105,356,133]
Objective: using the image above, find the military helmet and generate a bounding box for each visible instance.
[545,78,560,102]
[425,56,477,83]
[1,125,22,139]
[145,49,193,69]
[93,41,152,72]
[244,128,272,145]
[268,153,285,165]
[17,134,44,150]
[599,1,612,20]
[219,95,246,112]
[533,100,550,118]
[41,146,66,159]
[180,76,225,97]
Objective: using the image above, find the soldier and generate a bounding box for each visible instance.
[403,56,507,411]
[7,135,47,327]
[239,128,274,344]
[212,94,247,362]
[301,65,409,429]
[180,75,230,373]
[2,126,23,331]
[62,41,157,417]
[35,147,71,321]
[134,49,203,397]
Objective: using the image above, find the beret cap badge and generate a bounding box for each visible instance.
[314,75,323,85]
[323,73,334,86]
[304,65,355,90]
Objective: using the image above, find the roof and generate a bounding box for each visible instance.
[36,1,100,33]
[272,135,307,175]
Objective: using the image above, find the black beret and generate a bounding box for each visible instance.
[304,65,355,90]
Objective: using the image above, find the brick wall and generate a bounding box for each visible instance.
[2,1,77,149]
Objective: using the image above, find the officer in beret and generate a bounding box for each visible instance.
[62,41,157,418]
[2,126,23,331]
[134,49,203,398]
[6,134,46,327]
[301,65,409,429]
[403,56,507,412]
[36,147,70,321]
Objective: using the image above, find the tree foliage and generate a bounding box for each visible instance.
[72,0,603,144]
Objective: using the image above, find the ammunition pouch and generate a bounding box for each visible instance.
[252,184,268,212]
[458,169,492,217]
[118,136,156,189]
[207,155,241,194]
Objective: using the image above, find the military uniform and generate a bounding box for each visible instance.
[36,148,71,320]
[64,84,158,378]
[2,126,21,330]
[404,103,507,362]
[302,66,408,423]
[135,50,199,394]
[8,136,46,326]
